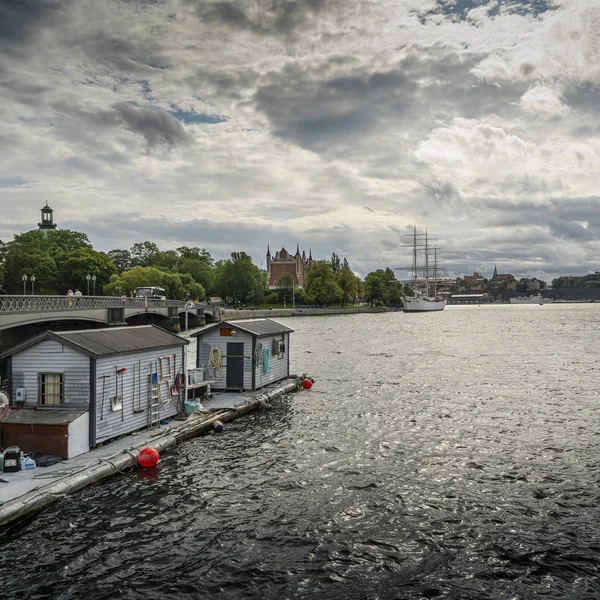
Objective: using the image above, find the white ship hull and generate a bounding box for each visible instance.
[403,296,446,312]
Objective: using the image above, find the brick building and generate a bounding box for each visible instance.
[267,244,312,288]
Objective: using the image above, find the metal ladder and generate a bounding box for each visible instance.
[148,368,162,429]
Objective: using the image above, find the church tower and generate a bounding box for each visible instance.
[38,201,57,235]
[492,265,498,280]
[266,244,271,279]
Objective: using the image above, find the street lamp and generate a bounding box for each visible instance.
[22,274,27,295]
[185,302,195,332]
[92,275,97,296]
[31,275,35,295]
[86,274,91,295]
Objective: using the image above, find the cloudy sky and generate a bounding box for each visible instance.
[1,0,599,281]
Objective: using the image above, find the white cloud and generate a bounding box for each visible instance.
[517,85,570,118]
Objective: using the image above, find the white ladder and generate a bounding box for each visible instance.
[148,371,162,429]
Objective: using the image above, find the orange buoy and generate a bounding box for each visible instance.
[137,447,159,468]
[302,379,312,390]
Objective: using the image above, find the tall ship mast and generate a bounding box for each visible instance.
[396,226,446,313]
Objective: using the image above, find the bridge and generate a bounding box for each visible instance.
[0,295,221,351]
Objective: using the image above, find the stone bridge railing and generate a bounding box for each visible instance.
[0,295,187,313]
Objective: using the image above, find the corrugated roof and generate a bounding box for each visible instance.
[55,325,187,357]
[191,318,294,338]
[0,325,188,360]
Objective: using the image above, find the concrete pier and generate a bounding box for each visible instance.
[0,378,304,527]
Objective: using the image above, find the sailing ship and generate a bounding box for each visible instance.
[396,226,446,313]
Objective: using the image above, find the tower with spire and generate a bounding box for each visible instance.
[266,242,311,288]
[38,201,57,235]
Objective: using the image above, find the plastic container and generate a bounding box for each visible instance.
[20,454,36,470]
[3,446,20,472]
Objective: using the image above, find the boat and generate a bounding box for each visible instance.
[396,226,446,313]
[510,294,554,305]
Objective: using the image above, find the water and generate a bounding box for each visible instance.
[2,305,600,599]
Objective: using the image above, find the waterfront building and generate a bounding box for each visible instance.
[38,201,57,235]
[0,325,189,457]
[266,244,312,288]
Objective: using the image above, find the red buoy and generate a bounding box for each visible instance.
[137,447,159,468]
[302,379,312,390]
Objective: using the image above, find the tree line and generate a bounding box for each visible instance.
[0,229,408,306]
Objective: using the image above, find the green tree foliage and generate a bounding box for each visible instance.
[59,249,117,295]
[330,252,341,273]
[107,249,132,273]
[304,261,342,305]
[177,246,214,266]
[130,241,160,267]
[216,252,266,304]
[153,250,180,271]
[46,230,92,254]
[335,264,358,306]
[277,273,295,303]
[363,268,401,307]
[104,266,204,300]
[179,258,214,294]
[552,273,600,288]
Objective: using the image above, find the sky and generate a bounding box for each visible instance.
[1,0,599,282]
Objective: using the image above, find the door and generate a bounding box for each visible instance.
[226,342,245,390]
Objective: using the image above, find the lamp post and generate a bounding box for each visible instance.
[86,274,91,296]
[292,278,295,309]
[185,302,195,332]
[22,274,27,295]
[92,275,97,296]
[31,275,35,295]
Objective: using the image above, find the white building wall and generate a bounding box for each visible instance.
[95,345,185,444]
[10,339,90,408]
[68,412,90,457]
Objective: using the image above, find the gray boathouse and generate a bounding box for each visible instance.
[192,319,294,391]
[0,325,188,458]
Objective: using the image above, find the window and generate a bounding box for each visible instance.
[39,373,63,405]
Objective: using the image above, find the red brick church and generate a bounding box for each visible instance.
[267,244,313,288]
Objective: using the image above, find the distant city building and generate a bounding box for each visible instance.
[491,265,515,283]
[463,271,486,287]
[38,201,57,235]
[267,244,313,288]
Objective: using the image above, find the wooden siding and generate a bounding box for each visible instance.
[95,345,185,444]
[10,339,90,409]
[196,329,252,390]
[253,332,290,389]
[196,330,290,391]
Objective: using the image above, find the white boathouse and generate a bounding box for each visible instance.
[191,319,294,391]
[0,325,188,458]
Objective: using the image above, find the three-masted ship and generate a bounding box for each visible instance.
[396,226,446,313]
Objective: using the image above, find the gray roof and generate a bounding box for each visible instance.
[191,318,294,338]
[0,325,188,360]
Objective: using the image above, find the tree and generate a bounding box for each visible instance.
[130,241,160,267]
[216,252,265,305]
[59,248,117,295]
[335,265,358,306]
[104,266,204,300]
[330,253,341,274]
[363,268,400,307]
[304,261,342,305]
[46,229,92,255]
[108,249,132,273]
[277,273,295,304]
[177,246,214,266]
[179,258,214,294]
[153,250,180,271]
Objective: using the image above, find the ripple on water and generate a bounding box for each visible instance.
[1,306,600,598]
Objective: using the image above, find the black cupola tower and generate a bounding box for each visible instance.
[38,201,57,234]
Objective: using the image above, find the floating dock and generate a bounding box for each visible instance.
[0,377,304,528]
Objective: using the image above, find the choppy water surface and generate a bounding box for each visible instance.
[2,305,600,599]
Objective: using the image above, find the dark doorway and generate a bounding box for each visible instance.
[226,342,244,390]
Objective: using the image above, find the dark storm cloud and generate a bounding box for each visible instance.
[106,103,193,147]
[188,0,331,36]
[254,63,416,151]
[483,197,600,241]
[0,0,64,43]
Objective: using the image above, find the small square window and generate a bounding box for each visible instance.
[39,373,63,406]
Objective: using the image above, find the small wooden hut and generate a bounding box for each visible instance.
[191,319,294,391]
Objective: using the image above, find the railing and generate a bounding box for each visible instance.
[0,295,186,313]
